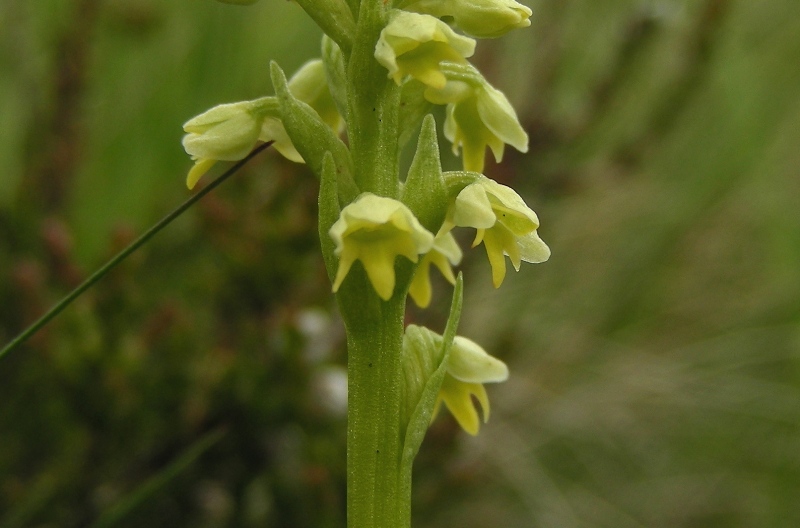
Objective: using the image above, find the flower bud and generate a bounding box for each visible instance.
[404,0,532,38]
[425,62,528,172]
[182,102,264,189]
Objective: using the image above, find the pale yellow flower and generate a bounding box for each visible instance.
[408,229,462,308]
[403,0,532,39]
[182,60,342,189]
[182,102,264,189]
[425,62,528,172]
[434,335,508,435]
[330,194,434,300]
[449,175,549,286]
[375,10,475,89]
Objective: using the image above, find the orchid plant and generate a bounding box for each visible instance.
[185,0,549,525]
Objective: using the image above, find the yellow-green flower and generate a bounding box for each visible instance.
[425,62,528,172]
[408,229,462,308]
[375,10,475,89]
[449,175,549,287]
[330,193,435,300]
[434,335,508,435]
[403,0,532,39]
[182,102,264,189]
[182,60,343,189]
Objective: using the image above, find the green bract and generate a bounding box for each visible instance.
[449,174,550,287]
[287,59,344,134]
[403,0,532,38]
[374,10,476,89]
[329,193,435,300]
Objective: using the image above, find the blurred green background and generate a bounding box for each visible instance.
[1,0,799,526]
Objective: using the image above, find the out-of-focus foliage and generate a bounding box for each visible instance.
[1,0,799,527]
[435,1,800,527]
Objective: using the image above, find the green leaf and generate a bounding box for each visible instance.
[318,151,341,283]
[270,61,358,205]
[291,0,355,54]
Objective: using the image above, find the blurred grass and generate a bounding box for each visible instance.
[1,0,799,527]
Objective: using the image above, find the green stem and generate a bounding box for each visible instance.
[0,142,272,361]
[346,0,400,198]
[339,277,407,528]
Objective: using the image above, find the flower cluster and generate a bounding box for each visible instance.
[182,0,548,437]
[376,7,529,173]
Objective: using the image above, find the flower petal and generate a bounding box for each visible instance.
[518,230,551,264]
[447,336,509,383]
[476,85,528,154]
[452,183,496,228]
[438,376,490,435]
[186,159,217,190]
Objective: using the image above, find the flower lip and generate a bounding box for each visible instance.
[408,229,463,308]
